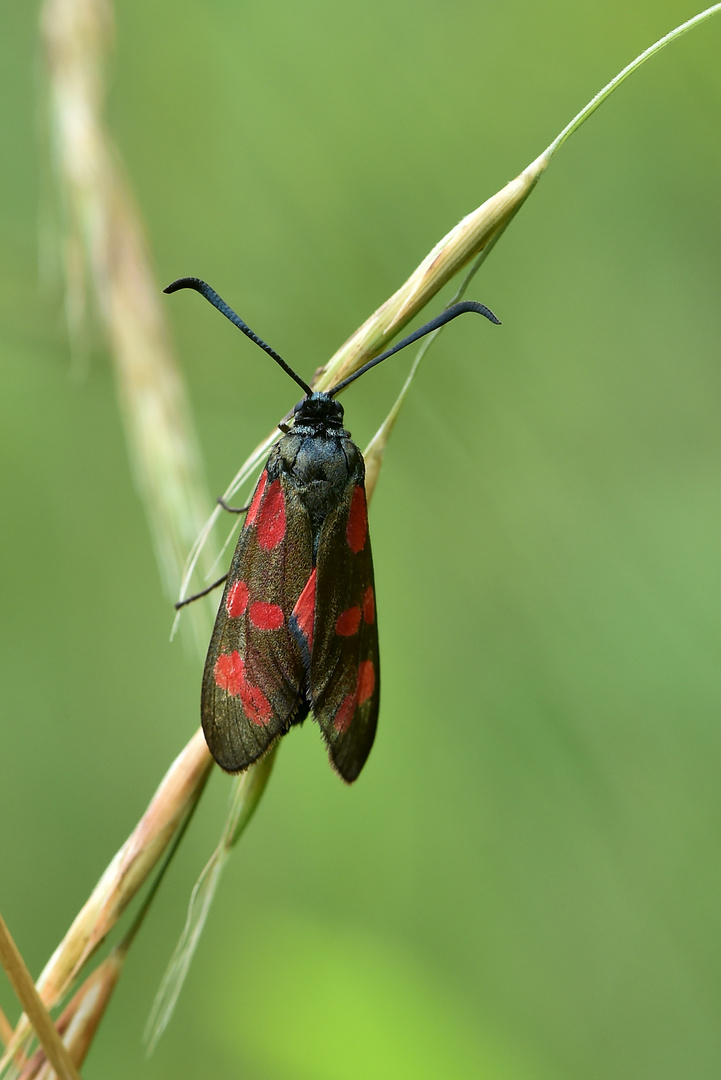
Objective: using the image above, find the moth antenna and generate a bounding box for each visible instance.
[328,301,501,397]
[164,277,313,397]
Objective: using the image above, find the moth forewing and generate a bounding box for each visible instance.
[307,481,379,782]
[200,462,313,772]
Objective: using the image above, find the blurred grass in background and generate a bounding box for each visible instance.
[2,1,721,1078]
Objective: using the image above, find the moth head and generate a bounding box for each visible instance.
[292,393,345,431]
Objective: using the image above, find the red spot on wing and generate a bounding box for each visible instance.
[357,660,375,704]
[213,650,272,726]
[245,471,267,527]
[346,486,368,553]
[362,586,375,624]
[256,479,286,549]
[226,580,249,617]
[333,659,376,733]
[249,602,284,630]
[291,569,316,651]
[334,693,356,735]
[335,606,361,636]
[241,683,274,726]
[214,651,245,696]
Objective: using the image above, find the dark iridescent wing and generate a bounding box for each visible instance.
[303,481,379,783]
[201,467,314,772]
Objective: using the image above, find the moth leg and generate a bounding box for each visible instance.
[175,573,228,610]
[217,496,250,515]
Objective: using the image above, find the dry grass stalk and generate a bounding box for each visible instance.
[315,156,546,396]
[16,951,124,1080]
[41,0,216,624]
[3,731,212,1064]
[0,915,81,1080]
[144,746,278,1050]
[0,1010,12,1049]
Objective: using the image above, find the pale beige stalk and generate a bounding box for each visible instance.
[17,951,124,1080]
[363,240,496,498]
[0,1009,12,1049]
[317,155,547,394]
[2,731,212,1065]
[145,747,277,1051]
[42,0,215,627]
[0,915,81,1080]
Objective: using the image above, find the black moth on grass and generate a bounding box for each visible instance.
[168,277,500,782]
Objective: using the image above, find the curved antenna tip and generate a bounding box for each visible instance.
[163,277,204,295]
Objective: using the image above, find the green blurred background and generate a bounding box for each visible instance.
[2,2,721,1078]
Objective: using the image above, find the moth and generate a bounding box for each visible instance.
[168,277,500,782]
